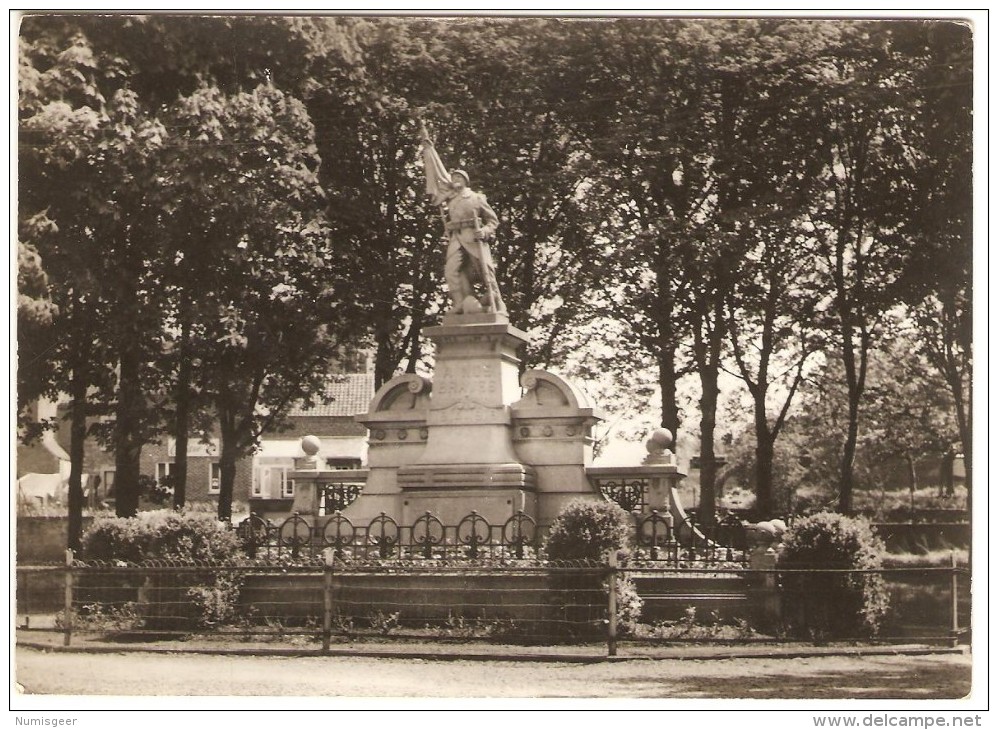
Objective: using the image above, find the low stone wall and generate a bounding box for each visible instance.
[631,572,767,625]
[183,570,766,632]
[16,516,93,564]
[241,571,604,630]
[15,569,65,614]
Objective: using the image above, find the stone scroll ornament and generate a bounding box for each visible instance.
[419,122,507,316]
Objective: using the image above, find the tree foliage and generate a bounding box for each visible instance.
[17,16,972,535]
[162,81,350,521]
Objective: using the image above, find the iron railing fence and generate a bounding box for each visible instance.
[15,556,968,655]
[233,509,752,566]
[236,510,548,563]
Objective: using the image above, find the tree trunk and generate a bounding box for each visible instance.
[217,408,239,523]
[654,240,680,444]
[951,372,971,499]
[113,342,144,518]
[940,450,955,498]
[906,452,918,522]
[373,325,396,391]
[658,346,680,443]
[755,428,776,519]
[961,388,972,573]
[405,312,424,374]
[698,363,719,526]
[172,315,192,510]
[837,394,860,515]
[67,329,88,553]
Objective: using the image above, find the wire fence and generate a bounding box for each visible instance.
[15,553,969,656]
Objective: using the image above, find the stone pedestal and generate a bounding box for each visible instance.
[395,313,536,525]
[351,312,604,528]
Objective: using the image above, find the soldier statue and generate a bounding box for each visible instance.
[420,124,507,315]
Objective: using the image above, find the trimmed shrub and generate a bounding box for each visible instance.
[80,510,244,632]
[81,510,243,563]
[544,499,642,640]
[778,511,891,639]
[545,499,631,561]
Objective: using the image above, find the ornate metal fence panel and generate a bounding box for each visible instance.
[234,507,750,565]
[236,510,551,563]
[456,511,492,560]
[322,512,356,559]
[411,512,445,559]
[320,483,363,515]
[502,511,537,559]
[596,478,649,513]
[635,510,675,561]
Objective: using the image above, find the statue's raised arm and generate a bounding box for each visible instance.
[419,124,506,316]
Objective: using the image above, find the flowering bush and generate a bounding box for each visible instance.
[612,573,643,636]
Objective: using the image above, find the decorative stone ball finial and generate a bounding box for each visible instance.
[645,428,673,454]
[301,434,321,456]
[642,428,675,466]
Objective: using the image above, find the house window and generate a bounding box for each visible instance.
[252,467,266,497]
[325,458,362,471]
[156,462,173,486]
[208,463,221,495]
[253,460,295,499]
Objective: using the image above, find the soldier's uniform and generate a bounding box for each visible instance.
[443,187,506,314]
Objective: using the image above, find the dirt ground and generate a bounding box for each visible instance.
[14,646,972,699]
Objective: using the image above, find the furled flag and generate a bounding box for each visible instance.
[419,122,452,206]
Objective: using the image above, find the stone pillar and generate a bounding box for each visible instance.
[747,545,782,633]
[643,429,680,513]
[290,435,322,516]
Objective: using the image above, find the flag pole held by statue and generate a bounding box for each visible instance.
[419,120,497,314]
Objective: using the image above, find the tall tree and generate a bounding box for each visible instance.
[726,222,823,517]
[71,15,359,507]
[861,336,959,518]
[92,87,173,518]
[302,18,443,387]
[18,18,128,539]
[807,22,927,513]
[716,25,834,517]
[896,21,973,511]
[166,82,349,521]
[560,19,705,441]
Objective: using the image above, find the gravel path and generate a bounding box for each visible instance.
[15,647,972,699]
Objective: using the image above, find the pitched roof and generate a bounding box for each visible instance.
[288,373,376,418]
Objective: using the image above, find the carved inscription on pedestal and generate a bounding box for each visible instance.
[427,399,507,425]
[432,361,501,406]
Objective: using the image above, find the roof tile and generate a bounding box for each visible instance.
[288,373,375,417]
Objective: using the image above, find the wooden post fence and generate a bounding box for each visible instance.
[63,549,73,647]
[607,551,618,657]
